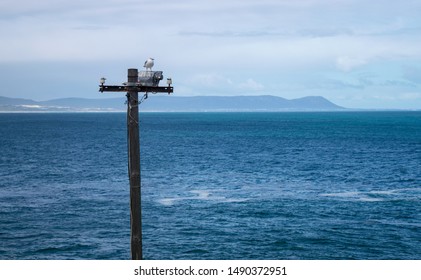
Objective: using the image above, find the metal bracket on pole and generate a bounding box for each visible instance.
[100,85,173,94]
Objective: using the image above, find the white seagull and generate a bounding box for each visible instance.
[143,58,154,71]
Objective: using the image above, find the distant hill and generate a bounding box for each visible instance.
[0,96,38,106]
[140,95,344,111]
[0,95,344,112]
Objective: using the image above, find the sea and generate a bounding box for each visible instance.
[0,111,420,260]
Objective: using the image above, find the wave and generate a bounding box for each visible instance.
[320,187,420,202]
[157,189,248,206]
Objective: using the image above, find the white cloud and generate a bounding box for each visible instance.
[336,56,367,72]
[189,73,233,88]
[183,74,266,95]
[402,65,421,85]
[1,0,421,108]
[392,92,421,100]
[238,78,264,91]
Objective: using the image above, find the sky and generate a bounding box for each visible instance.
[1,0,421,109]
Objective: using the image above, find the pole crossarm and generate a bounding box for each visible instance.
[99,85,173,94]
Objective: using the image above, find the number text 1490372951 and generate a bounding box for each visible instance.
[227,266,287,276]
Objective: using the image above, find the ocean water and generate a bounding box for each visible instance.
[0,112,420,260]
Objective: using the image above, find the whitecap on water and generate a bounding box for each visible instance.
[322,187,421,202]
[189,190,212,199]
[157,189,249,206]
[320,191,385,202]
[358,196,384,202]
[368,190,397,195]
[320,191,360,198]
[157,198,182,206]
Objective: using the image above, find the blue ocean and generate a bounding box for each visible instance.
[0,112,420,259]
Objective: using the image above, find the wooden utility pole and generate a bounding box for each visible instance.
[127,68,142,259]
[99,68,173,260]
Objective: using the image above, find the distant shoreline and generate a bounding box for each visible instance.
[1,95,419,112]
[1,109,419,114]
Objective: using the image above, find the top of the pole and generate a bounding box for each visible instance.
[99,67,173,94]
[128,68,138,86]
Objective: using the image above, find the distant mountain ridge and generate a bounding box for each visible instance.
[0,95,344,112]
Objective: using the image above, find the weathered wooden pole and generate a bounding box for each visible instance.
[99,66,172,260]
[126,68,142,260]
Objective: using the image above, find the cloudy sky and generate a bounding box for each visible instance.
[1,0,421,109]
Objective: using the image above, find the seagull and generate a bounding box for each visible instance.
[143,58,154,71]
